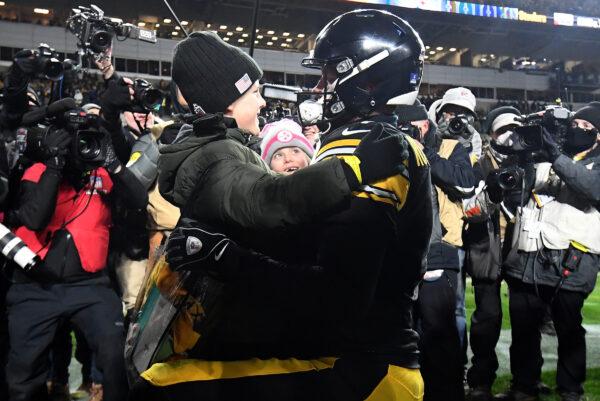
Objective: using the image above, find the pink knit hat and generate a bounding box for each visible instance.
[260,119,314,164]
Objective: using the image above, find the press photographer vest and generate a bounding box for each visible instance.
[15,163,113,272]
[515,161,600,254]
[435,139,465,247]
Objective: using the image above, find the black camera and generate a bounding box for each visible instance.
[448,114,471,137]
[496,166,524,191]
[491,106,571,157]
[63,109,108,168]
[23,99,109,169]
[132,79,163,113]
[67,4,157,57]
[29,44,65,81]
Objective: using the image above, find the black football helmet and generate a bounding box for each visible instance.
[299,9,424,125]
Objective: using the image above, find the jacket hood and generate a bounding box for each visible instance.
[158,113,250,206]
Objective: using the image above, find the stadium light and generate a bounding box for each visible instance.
[238,38,244,43]
[242,33,249,37]
[181,20,189,26]
[34,8,50,14]
[283,32,290,36]
[171,31,178,36]
[267,30,275,35]
[0,2,6,6]
[267,41,273,46]
[138,22,146,27]
[236,26,243,31]
[164,18,172,23]
[272,36,278,40]
[449,47,457,52]
[425,45,430,50]
[286,38,292,42]
[297,33,305,38]
[155,23,160,27]
[206,23,211,28]
[429,50,435,55]
[480,57,487,62]
[436,46,443,51]
[224,37,230,41]
[220,25,227,30]
[424,55,429,59]
[257,35,264,39]
[227,31,233,36]
[281,43,287,47]
[254,40,259,44]
[175,26,181,30]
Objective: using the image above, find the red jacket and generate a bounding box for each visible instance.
[15,163,113,273]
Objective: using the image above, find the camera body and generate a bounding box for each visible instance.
[132,79,163,113]
[27,109,109,170]
[31,43,65,81]
[508,106,572,154]
[67,4,157,57]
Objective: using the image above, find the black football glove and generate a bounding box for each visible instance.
[351,123,410,184]
[166,220,232,273]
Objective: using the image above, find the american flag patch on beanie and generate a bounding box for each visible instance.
[235,73,253,94]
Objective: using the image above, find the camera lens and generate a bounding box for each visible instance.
[44,59,64,81]
[448,116,467,135]
[77,133,101,160]
[142,88,163,111]
[90,30,113,53]
[498,172,517,190]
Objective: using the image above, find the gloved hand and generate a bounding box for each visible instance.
[103,135,121,174]
[42,128,71,169]
[541,128,561,162]
[484,170,503,204]
[349,123,409,185]
[166,220,232,273]
[99,77,133,122]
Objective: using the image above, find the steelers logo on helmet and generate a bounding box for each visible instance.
[298,9,425,126]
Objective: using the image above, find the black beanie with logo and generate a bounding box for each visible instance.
[573,102,600,131]
[395,99,429,123]
[172,31,263,114]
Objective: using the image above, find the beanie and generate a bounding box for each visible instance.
[484,106,521,135]
[260,119,314,164]
[395,99,428,123]
[172,31,263,114]
[491,113,521,134]
[573,102,600,131]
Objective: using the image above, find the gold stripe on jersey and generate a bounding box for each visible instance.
[405,136,429,167]
[317,139,362,157]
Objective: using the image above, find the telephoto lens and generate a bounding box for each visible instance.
[0,223,40,271]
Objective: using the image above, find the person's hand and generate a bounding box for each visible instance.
[102,134,121,174]
[350,123,410,184]
[13,49,37,77]
[166,220,232,273]
[99,77,134,122]
[42,128,71,170]
[94,46,114,80]
[541,128,561,162]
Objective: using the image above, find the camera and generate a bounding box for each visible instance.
[24,99,109,169]
[132,79,163,113]
[503,106,571,155]
[496,166,524,191]
[448,114,471,137]
[67,4,157,58]
[0,223,40,272]
[28,44,65,81]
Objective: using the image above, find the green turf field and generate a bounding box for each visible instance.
[466,276,600,399]
[465,278,600,330]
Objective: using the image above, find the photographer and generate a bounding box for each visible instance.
[498,102,600,401]
[463,106,522,401]
[3,103,147,401]
[396,99,476,401]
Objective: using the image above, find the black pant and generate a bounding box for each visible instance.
[415,270,465,401]
[506,278,587,395]
[6,281,128,401]
[0,277,9,401]
[467,278,502,389]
